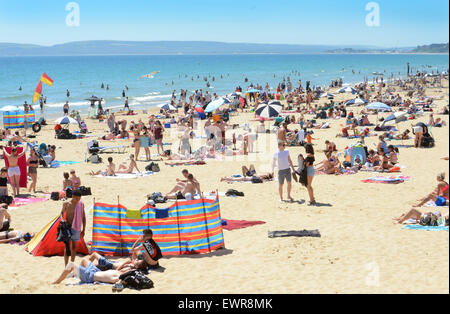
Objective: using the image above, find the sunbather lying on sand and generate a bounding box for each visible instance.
[393,209,449,225]
[117,154,140,174]
[0,230,34,244]
[89,157,116,176]
[412,173,449,207]
[165,160,206,166]
[220,173,273,183]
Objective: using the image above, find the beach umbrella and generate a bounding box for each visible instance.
[157,103,177,111]
[255,103,282,119]
[55,116,79,125]
[0,105,21,112]
[382,111,408,125]
[194,105,204,113]
[345,98,368,106]
[204,97,230,113]
[366,102,391,112]
[337,86,357,94]
[268,100,283,107]
[320,92,335,98]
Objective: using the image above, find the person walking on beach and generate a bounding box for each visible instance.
[124,97,129,112]
[60,190,86,266]
[63,101,69,116]
[304,143,316,206]
[272,142,295,202]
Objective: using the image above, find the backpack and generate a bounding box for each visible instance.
[0,195,13,205]
[78,186,92,196]
[251,176,263,184]
[119,270,154,290]
[145,162,160,172]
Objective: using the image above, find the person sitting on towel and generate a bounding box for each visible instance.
[412,173,449,208]
[131,229,162,270]
[117,154,141,174]
[89,157,116,176]
[165,170,201,199]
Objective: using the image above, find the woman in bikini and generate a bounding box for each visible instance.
[3,145,28,196]
[153,120,165,156]
[27,149,39,193]
[413,173,449,208]
[132,127,141,161]
[70,170,81,190]
[140,127,151,161]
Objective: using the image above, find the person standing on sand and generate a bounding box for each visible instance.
[272,142,295,202]
[3,145,28,197]
[60,190,86,266]
[63,101,69,116]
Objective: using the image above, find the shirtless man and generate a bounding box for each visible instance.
[90,157,116,176]
[165,170,201,199]
[277,123,288,144]
[324,140,337,153]
[3,145,28,196]
[166,174,199,201]
[60,190,86,265]
[117,154,141,174]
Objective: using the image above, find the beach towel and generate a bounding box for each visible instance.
[361,175,410,184]
[93,171,153,179]
[221,219,266,231]
[268,230,321,238]
[9,195,50,210]
[402,225,449,231]
[3,147,27,188]
[425,200,449,208]
[50,161,81,168]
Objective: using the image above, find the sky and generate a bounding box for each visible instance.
[0,0,448,47]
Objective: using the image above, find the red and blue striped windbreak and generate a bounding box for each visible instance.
[3,110,35,129]
[92,197,225,256]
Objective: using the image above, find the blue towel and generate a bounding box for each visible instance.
[403,225,449,231]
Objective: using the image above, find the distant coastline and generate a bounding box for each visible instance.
[0,40,448,57]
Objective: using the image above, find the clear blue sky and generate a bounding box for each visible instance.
[0,0,448,47]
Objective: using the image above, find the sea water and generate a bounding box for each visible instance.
[0,54,448,119]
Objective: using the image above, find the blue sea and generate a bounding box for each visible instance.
[0,54,448,119]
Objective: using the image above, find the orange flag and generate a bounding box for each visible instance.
[33,81,42,103]
[41,72,54,86]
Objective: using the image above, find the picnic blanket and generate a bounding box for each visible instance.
[221,219,266,231]
[268,230,321,238]
[93,171,153,179]
[361,175,410,184]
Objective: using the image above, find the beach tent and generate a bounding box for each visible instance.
[25,215,89,257]
[92,197,224,256]
[344,143,367,166]
[2,109,35,129]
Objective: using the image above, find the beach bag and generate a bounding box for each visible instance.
[51,192,60,201]
[0,195,13,205]
[145,163,160,173]
[419,214,439,227]
[225,189,244,197]
[119,270,154,290]
[78,186,92,196]
[148,192,166,204]
[88,153,102,164]
[298,168,308,187]
[56,221,72,243]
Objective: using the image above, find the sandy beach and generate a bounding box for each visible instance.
[0,78,448,294]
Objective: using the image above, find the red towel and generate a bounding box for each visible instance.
[4,146,27,188]
[222,219,266,231]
